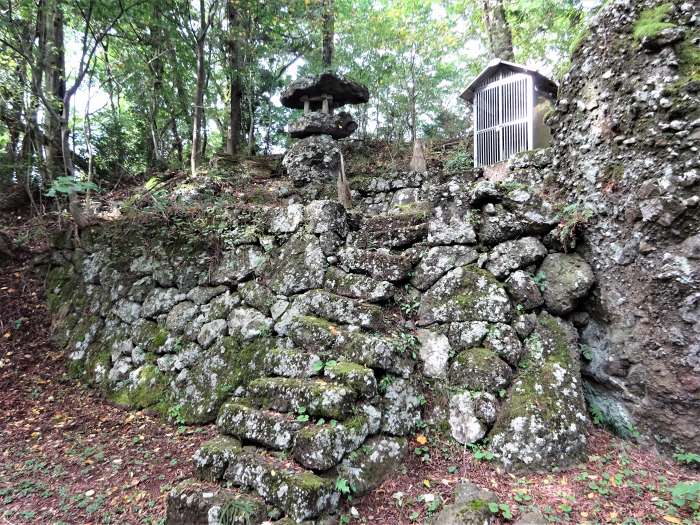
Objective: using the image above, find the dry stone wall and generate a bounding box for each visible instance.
[48,167,595,522]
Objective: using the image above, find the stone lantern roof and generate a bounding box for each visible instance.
[281,72,369,112]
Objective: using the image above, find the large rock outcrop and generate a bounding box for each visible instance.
[540,0,699,451]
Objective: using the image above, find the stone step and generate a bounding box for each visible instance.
[166,479,267,525]
[286,316,414,377]
[193,437,339,522]
[246,377,356,420]
[292,414,370,471]
[217,401,305,450]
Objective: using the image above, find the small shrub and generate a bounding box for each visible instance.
[444,147,473,173]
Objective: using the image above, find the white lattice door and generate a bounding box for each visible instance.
[474,73,533,167]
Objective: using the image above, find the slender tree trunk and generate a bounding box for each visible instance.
[481,0,515,61]
[46,0,66,181]
[191,37,206,174]
[225,1,242,155]
[321,0,334,69]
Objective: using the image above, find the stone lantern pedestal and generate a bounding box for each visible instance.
[281,73,369,187]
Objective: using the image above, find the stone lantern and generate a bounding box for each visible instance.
[281,73,369,188]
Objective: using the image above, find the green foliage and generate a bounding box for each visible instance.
[468,444,494,462]
[533,271,547,292]
[335,477,352,495]
[45,177,98,197]
[669,481,700,512]
[444,147,473,173]
[378,375,395,394]
[392,333,419,358]
[219,498,257,525]
[296,405,310,422]
[557,201,594,248]
[488,501,513,520]
[311,359,337,374]
[632,4,675,41]
[674,452,700,466]
[167,404,186,427]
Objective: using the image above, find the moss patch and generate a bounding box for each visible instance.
[109,364,171,415]
[632,3,675,41]
[177,337,271,424]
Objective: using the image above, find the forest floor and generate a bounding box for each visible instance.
[0,210,698,525]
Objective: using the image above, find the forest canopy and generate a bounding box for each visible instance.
[0,0,597,202]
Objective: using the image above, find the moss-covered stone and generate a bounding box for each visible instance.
[323,361,377,398]
[132,319,169,353]
[292,414,369,471]
[449,347,513,393]
[418,265,513,325]
[246,377,357,420]
[109,363,172,415]
[336,436,408,496]
[216,402,303,450]
[488,313,588,471]
[176,337,271,424]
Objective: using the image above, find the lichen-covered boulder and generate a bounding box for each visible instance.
[261,233,326,296]
[381,378,422,435]
[323,361,377,398]
[266,203,305,234]
[282,135,341,186]
[483,323,524,367]
[537,253,595,314]
[339,247,414,282]
[238,280,275,315]
[449,391,497,445]
[485,237,547,278]
[293,415,369,471]
[165,301,199,334]
[428,206,477,245]
[336,436,408,496]
[174,337,269,424]
[489,313,588,471]
[478,204,557,245]
[416,329,451,379]
[352,211,429,249]
[418,265,513,325]
[411,245,479,291]
[141,287,186,318]
[186,285,227,305]
[433,481,498,525]
[166,479,267,525]
[323,267,395,303]
[304,290,383,330]
[449,348,513,393]
[505,270,544,311]
[216,402,303,450]
[196,319,227,349]
[210,246,266,286]
[447,321,489,351]
[227,307,273,340]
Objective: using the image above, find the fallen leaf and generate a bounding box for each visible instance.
[416,434,428,445]
[662,516,681,524]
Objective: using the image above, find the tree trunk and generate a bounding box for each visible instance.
[46,0,66,180]
[481,0,515,61]
[191,36,206,175]
[225,1,242,156]
[321,0,334,69]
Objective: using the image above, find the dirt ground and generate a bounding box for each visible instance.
[1,233,698,525]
